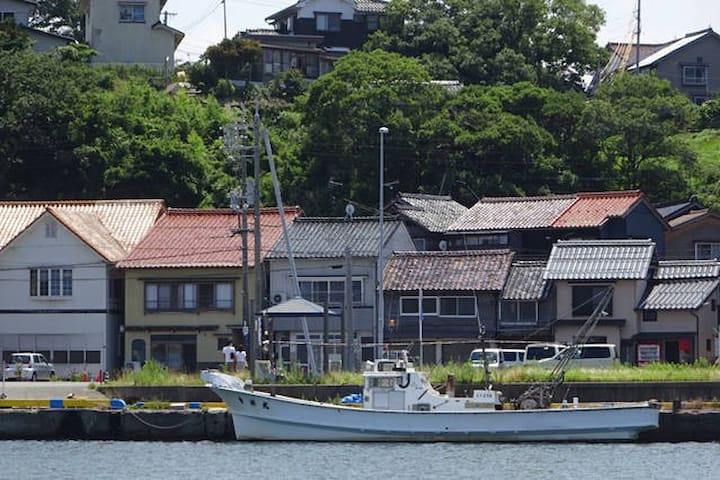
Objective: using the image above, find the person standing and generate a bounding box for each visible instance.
[222,341,236,372]
[236,346,248,370]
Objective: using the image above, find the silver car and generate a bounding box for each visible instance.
[3,353,55,381]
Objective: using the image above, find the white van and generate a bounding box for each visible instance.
[469,348,525,369]
[524,343,565,362]
[537,344,618,369]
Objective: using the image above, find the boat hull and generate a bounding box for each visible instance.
[210,386,660,442]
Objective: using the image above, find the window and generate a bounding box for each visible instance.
[572,285,613,317]
[439,297,475,316]
[683,65,707,85]
[400,296,438,315]
[366,14,379,30]
[45,222,57,238]
[299,278,362,306]
[696,242,720,260]
[119,3,145,23]
[315,12,341,32]
[69,350,85,363]
[30,268,72,297]
[501,300,538,324]
[86,351,101,363]
[53,351,68,364]
[145,281,234,311]
[642,310,657,322]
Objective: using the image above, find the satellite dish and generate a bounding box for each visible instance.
[345,203,355,220]
[438,240,448,251]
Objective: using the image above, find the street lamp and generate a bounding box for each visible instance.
[377,126,388,359]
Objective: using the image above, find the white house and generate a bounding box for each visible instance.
[79,0,184,70]
[0,200,164,378]
[0,0,74,51]
[265,216,415,369]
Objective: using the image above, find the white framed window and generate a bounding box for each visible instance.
[119,3,145,23]
[299,278,362,306]
[315,12,341,32]
[695,242,720,260]
[400,296,438,315]
[30,268,72,297]
[683,65,707,85]
[439,296,476,316]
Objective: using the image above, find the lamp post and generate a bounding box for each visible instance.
[377,126,388,359]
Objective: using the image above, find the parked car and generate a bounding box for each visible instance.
[537,344,618,369]
[524,343,566,362]
[3,353,55,381]
[469,348,525,369]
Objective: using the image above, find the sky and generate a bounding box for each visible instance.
[168,0,720,63]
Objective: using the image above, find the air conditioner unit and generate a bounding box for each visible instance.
[273,293,284,304]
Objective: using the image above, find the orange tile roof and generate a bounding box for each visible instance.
[118,206,302,269]
[551,190,644,228]
[0,200,165,260]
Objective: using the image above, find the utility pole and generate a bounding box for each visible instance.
[635,0,641,74]
[253,103,263,363]
[222,0,228,39]
[225,121,255,375]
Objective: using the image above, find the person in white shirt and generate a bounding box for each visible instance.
[222,341,236,372]
[236,346,248,370]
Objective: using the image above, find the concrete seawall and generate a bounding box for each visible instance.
[0,408,718,442]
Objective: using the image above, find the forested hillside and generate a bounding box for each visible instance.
[2,0,720,214]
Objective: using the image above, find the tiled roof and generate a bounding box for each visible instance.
[354,0,386,13]
[502,261,548,300]
[383,250,514,292]
[639,279,720,310]
[669,209,720,228]
[630,29,716,69]
[0,199,165,259]
[655,260,720,280]
[544,239,655,280]
[551,191,643,228]
[118,207,302,268]
[394,193,468,233]
[447,195,576,232]
[265,217,405,259]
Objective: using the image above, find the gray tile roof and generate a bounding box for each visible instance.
[394,193,468,233]
[383,250,514,292]
[354,0,386,13]
[639,279,720,310]
[447,195,576,232]
[502,261,548,300]
[266,216,404,259]
[544,239,655,280]
[655,260,720,280]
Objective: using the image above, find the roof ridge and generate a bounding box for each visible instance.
[575,190,642,198]
[481,194,576,203]
[399,192,453,200]
[393,249,513,257]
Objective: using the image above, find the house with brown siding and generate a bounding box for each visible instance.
[383,250,515,363]
[118,207,301,371]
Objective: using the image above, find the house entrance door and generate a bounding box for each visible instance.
[665,340,680,363]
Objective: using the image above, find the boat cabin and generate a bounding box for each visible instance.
[362,359,502,411]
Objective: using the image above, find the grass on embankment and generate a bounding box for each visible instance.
[106,359,720,386]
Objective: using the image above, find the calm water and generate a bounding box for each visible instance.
[0,441,717,479]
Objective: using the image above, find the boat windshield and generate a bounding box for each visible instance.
[469,351,499,363]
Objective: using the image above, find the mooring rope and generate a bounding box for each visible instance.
[124,409,196,430]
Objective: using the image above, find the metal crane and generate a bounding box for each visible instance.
[513,286,614,409]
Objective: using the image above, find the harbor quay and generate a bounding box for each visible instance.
[0,407,718,442]
[0,381,719,441]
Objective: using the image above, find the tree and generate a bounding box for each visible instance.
[365,0,606,89]
[30,0,84,40]
[289,49,445,214]
[0,18,33,51]
[582,73,698,196]
[202,36,262,81]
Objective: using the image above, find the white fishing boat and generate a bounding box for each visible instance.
[201,358,660,442]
